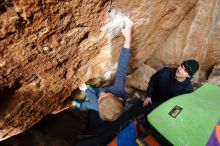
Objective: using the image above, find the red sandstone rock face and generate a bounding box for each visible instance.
[208,63,220,86]
[0,0,109,140]
[3,0,220,141]
[125,64,156,91]
[147,0,220,82]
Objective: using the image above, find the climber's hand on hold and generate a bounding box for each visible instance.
[121,17,133,48]
[79,83,87,91]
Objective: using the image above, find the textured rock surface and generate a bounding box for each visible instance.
[125,64,156,91]
[1,0,220,141]
[207,63,220,86]
[0,0,110,140]
[147,0,220,82]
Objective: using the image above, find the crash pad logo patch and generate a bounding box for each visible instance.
[168,105,183,118]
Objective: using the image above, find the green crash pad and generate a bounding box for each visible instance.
[147,83,220,146]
